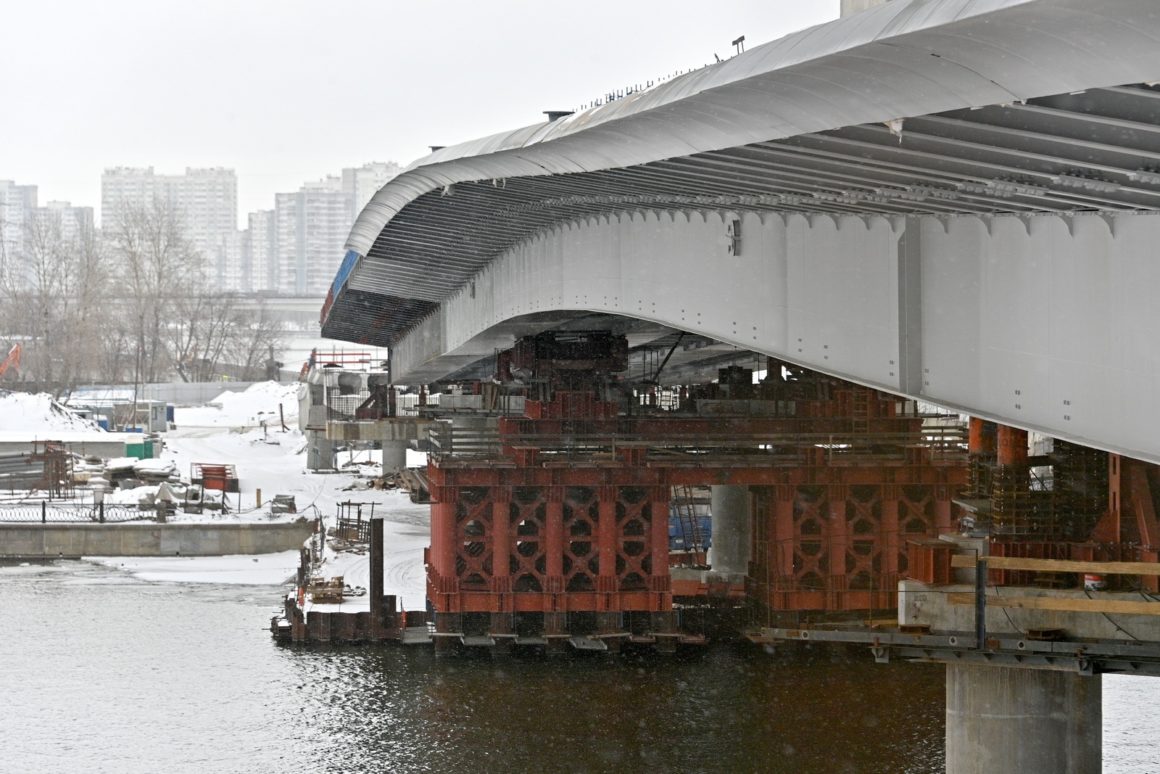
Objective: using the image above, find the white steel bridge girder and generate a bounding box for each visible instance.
[383,210,1160,463]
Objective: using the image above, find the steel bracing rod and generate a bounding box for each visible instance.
[648,156,925,212]
[503,162,799,210]
[834,125,1158,209]
[365,230,498,263]
[347,274,460,303]
[393,199,546,241]
[444,180,634,221]
[601,167,865,216]
[654,154,998,215]
[1039,85,1160,125]
[455,173,697,218]
[514,171,684,202]
[702,147,1004,212]
[857,121,1160,204]
[608,165,926,217]
[910,114,1160,170]
[751,139,1076,212]
[989,101,1160,146]
[785,133,1140,212]
[608,164,910,216]
[709,145,1062,214]
[647,332,685,385]
[366,233,512,266]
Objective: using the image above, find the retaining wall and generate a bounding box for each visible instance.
[0,519,316,559]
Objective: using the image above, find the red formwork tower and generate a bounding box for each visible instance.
[426,388,679,653]
[423,336,970,650]
[747,444,965,619]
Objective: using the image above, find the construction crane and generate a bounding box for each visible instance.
[0,343,21,379]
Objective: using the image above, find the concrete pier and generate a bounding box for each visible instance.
[709,485,750,580]
[381,440,408,474]
[306,431,335,470]
[946,664,1101,774]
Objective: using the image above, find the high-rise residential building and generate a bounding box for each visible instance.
[245,210,277,293]
[0,180,38,272]
[100,167,165,229]
[33,201,95,245]
[100,167,238,269]
[274,176,352,296]
[92,161,398,295]
[213,230,246,292]
[341,161,402,221]
[179,167,238,260]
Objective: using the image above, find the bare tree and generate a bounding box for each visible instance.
[167,292,239,382]
[225,300,284,381]
[0,210,112,396]
[164,293,285,382]
[107,199,204,384]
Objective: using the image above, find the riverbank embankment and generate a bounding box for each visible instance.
[0,519,316,559]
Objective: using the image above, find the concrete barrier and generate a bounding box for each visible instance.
[0,519,316,559]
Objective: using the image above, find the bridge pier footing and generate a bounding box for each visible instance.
[306,431,334,471]
[946,663,1101,774]
[708,485,750,581]
[381,440,407,474]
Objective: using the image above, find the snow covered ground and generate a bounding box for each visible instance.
[0,390,104,432]
[4,382,430,609]
[175,380,301,430]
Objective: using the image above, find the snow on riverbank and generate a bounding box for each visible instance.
[176,381,300,430]
[105,427,430,601]
[0,390,103,432]
[89,551,303,585]
[1,381,430,601]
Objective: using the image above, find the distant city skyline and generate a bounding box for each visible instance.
[3,160,401,297]
[2,1,837,222]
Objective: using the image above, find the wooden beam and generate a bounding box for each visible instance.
[949,554,1160,576]
[949,593,1160,616]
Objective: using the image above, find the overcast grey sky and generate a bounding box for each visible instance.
[3,1,838,224]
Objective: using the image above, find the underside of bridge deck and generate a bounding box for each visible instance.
[321,0,1160,463]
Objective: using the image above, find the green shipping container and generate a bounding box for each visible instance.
[125,441,147,459]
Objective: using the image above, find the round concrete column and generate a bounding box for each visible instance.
[307,431,334,470]
[946,664,1101,774]
[381,440,408,474]
[709,485,750,579]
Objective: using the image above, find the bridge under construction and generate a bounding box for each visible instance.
[307,1,1160,771]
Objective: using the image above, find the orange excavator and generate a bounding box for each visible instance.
[0,343,21,379]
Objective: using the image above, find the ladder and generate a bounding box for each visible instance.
[674,485,706,566]
[851,388,871,436]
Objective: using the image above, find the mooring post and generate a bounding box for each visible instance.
[41,501,46,524]
[975,556,987,648]
[370,516,384,638]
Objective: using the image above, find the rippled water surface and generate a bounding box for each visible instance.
[0,561,1154,773]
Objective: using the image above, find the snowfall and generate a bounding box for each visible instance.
[0,383,430,612]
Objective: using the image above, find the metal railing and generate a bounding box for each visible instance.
[0,501,154,523]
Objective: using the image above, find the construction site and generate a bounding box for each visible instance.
[282,330,1160,665]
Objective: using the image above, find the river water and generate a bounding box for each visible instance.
[0,561,1154,773]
